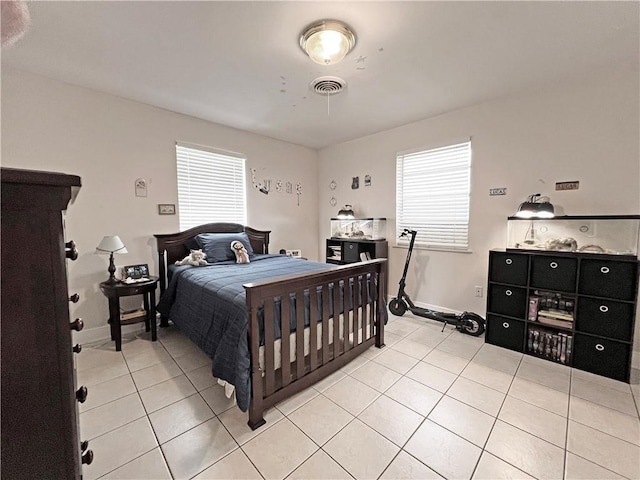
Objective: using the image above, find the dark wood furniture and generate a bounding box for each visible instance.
[155,223,387,429]
[99,277,159,351]
[1,167,92,479]
[486,249,638,382]
[326,238,388,264]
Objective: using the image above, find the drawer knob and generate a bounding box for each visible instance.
[599,305,609,313]
[550,262,558,269]
[505,258,513,265]
[76,385,88,403]
[505,290,513,296]
[69,293,80,303]
[600,266,610,274]
[65,240,79,261]
[80,440,89,452]
[502,322,510,328]
[81,450,94,465]
[595,344,605,352]
[70,318,84,331]
[72,344,82,354]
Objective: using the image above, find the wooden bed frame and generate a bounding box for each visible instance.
[154,223,387,430]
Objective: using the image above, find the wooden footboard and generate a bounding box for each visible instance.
[244,259,387,430]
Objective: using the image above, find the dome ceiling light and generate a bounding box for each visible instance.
[299,19,356,66]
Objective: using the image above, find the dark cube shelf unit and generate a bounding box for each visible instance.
[486,249,638,382]
[326,238,388,265]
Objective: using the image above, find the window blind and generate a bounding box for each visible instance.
[396,141,471,251]
[176,143,247,231]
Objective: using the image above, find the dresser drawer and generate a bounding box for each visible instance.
[575,297,635,341]
[572,334,630,382]
[486,315,525,352]
[578,259,638,301]
[488,285,527,319]
[490,252,528,286]
[530,255,577,292]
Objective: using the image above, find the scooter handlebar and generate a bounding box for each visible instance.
[399,228,417,238]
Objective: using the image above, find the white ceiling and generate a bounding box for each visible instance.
[3,1,638,149]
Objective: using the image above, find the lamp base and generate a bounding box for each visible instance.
[106,253,119,284]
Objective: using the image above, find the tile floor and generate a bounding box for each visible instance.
[77,313,640,480]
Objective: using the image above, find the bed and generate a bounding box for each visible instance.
[154,223,387,430]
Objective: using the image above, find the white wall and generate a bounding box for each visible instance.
[318,66,640,363]
[1,68,319,341]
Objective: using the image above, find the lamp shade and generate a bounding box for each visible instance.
[337,204,355,219]
[96,235,128,254]
[300,20,356,65]
[514,194,555,219]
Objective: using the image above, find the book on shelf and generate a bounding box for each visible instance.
[120,308,146,321]
[536,315,573,329]
[538,309,573,321]
[528,296,539,321]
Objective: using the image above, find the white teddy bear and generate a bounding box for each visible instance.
[175,249,208,266]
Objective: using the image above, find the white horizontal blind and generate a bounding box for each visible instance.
[396,141,471,250]
[176,143,246,230]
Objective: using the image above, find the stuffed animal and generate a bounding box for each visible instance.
[175,249,208,266]
[231,240,250,264]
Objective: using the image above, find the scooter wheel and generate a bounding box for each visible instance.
[388,298,407,316]
[459,313,486,337]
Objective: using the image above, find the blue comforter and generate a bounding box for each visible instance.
[156,254,334,411]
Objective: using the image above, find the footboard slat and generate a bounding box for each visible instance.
[321,282,330,366]
[295,289,305,380]
[264,300,275,396]
[332,280,341,359]
[309,287,319,371]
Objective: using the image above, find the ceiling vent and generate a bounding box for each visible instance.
[310,76,347,96]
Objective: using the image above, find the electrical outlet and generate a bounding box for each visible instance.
[474,286,483,297]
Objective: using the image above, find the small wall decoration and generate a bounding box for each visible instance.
[296,182,302,206]
[276,180,283,192]
[351,176,359,189]
[364,175,371,187]
[330,196,337,207]
[329,180,337,190]
[286,181,292,194]
[158,204,176,215]
[135,178,147,197]
[250,168,270,194]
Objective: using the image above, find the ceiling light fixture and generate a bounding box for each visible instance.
[299,19,356,66]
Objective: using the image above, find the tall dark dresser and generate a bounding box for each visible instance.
[1,168,92,479]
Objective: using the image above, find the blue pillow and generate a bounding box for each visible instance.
[196,232,255,263]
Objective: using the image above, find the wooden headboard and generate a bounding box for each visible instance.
[154,223,271,293]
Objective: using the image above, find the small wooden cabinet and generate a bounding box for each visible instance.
[486,249,638,382]
[326,238,388,264]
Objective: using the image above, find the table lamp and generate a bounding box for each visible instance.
[96,235,128,284]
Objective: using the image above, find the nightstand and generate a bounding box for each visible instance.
[99,276,159,351]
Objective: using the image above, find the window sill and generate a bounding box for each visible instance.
[392,244,472,254]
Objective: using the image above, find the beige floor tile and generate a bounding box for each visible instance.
[447,376,505,417]
[77,361,130,388]
[564,452,623,480]
[508,377,569,416]
[423,348,470,375]
[516,360,570,393]
[311,369,347,392]
[379,450,442,479]
[471,344,522,375]
[461,362,514,393]
[102,447,172,479]
[359,395,424,446]
[76,346,125,372]
[361,344,385,360]
[435,336,481,360]
[339,354,369,374]
[192,449,262,480]
[389,337,434,359]
[385,376,443,416]
[323,376,380,415]
[83,418,158,480]
[160,336,204,359]
[139,375,197,413]
[428,396,495,448]
[404,419,481,480]
[350,359,403,392]
[286,449,352,480]
[384,331,404,347]
[385,319,421,337]
[406,326,450,348]
[79,374,136,413]
[485,420,565,479]
[185,364,217,391]
[406,361,457,393]
[275,385,319,415]
[570,396,640,445]
[567,420,640,479]
[472,452,534,480]
[131,359,183,391]
[199,383,237,414]
[149,393,215,444]
[124,347,173,373]
[571,376,637,416]
[498,395,567,447]
[242,418,318,479]
[288,394,353,446]
[80,393,146,441]
[218,405,283,445]
[161,418,238,480]
[373,348,420,374]
[172,348,212,373]
[324,419,400,479]
[572,368,633,394]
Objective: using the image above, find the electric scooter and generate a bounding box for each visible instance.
[388,229,486,336]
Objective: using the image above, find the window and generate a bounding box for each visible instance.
[176,143,247,230]
[396,141,471,251]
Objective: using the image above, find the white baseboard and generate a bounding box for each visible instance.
[72,322,148,347]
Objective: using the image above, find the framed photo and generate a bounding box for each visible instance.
[158,204,176,215]
[123,264,149,280]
